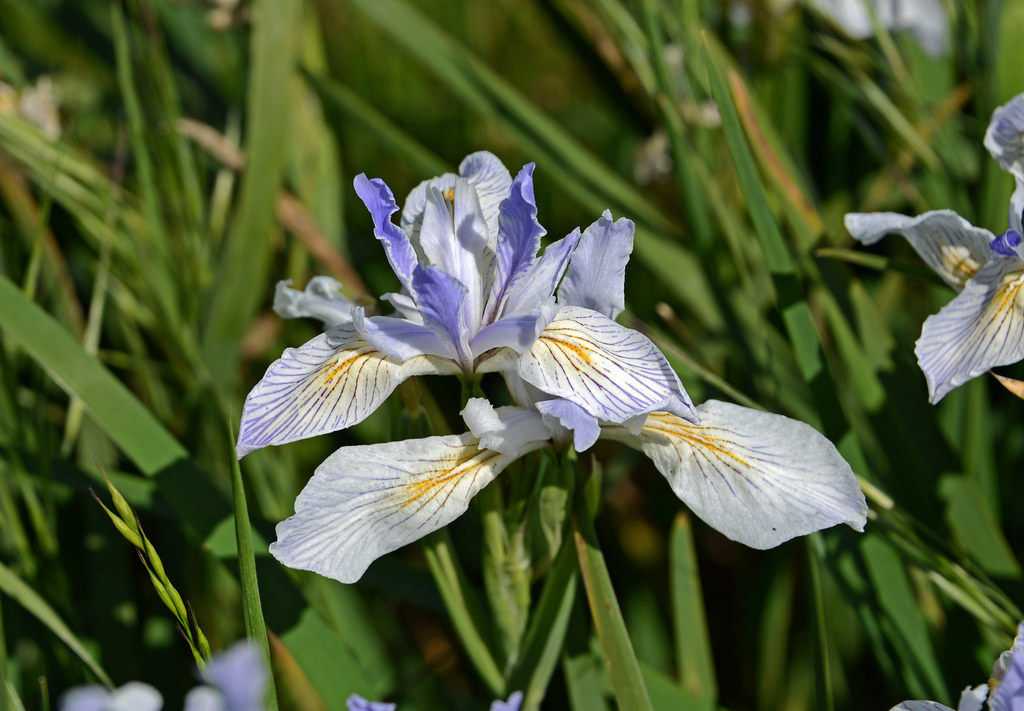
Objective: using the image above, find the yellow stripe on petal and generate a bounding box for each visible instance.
[916,261,1024,403]
[605,401,867,549]
[518,306,696,423]
[237,325,444,457]
[270,434,545,583]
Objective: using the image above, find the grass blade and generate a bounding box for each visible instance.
[571,457,652,711]
[669,513,715,708]
[230,417,279,710]
[202,0,302,386]
[0,559,113,688]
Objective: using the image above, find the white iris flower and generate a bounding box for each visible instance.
[239,153,868,584]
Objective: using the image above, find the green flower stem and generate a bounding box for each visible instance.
[569,454,653,711]
[480,481,529,670]
[423,528,506,696]
[230,418,279,710]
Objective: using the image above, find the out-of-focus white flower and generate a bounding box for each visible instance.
[807,0,949,57]
[0,75,60,139]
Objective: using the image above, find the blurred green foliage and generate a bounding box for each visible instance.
[0,0,1022,709]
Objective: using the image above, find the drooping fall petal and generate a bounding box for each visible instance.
[604,401,867,549]
[237,325,450,458]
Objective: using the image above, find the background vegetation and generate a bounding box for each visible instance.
[1,0,1022,709]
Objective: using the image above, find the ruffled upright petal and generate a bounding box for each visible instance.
[502,230,581,317]
[557,210,634,319]
[458,151,514,240]
[269,432,546,583]
[354,174,418,290]
[354,310,458,362]
[470,301,558,357]
[915,258,1024,403]
[518,306,696,424]
[273,277,355,328]
[604,401,867,549]
[237,325,446,458]
[411,264,472,368]
[845,211,995,290]
[985,94,1024,180]
[488,163,545,320]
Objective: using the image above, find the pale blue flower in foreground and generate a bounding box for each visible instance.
[60,641,266,711]
[846,93,1024,403]
[890,622,1024,711]
[237,152,695,458]
[249,153,867,583]
[806,0,949,57]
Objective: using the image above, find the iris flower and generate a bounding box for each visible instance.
[846,94,1024,403]
[240,153,867,584]
[890,622,1024,711]
[237,152,694,458]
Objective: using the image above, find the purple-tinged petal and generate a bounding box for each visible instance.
[502,229,582,317]
[557,210,634,319]
[986,622,1024,711]
[536,398,601,451]
[518,306,696,424]
[845,211,995,291]
[490,691,524,711]
[1010,177,1024,236]
[915,259,1024,403]
[985,93,1024,179]
[603,401,867,549]
[270,432,546,583]
[461,398,551,455]
[274,277,354,329]
[417,179,488,322]
[458,151,514,240]
[888,702,956,711]
[346,694,397,711]
[470,301,558,357]
[411,264,472,368]
[354,174,418,290]
[991,230,1023,258]
[195,640,266,711]
[237,325,448,458]
[487,163,545,321]
[354,310,458,362]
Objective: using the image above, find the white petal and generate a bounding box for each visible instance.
[273,277,354,328]
[237,325,450,458]
[957,684,989,711]
[888,703,955,711]
[182,687,225,711]
[845,211,994,291]
[110,683,164,711]
[915,259,1024,403]
[604,401,867,549]
[460,398,552,455]
[270,433,545,582]
[458,151,514,241]
[517,306,696,424]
